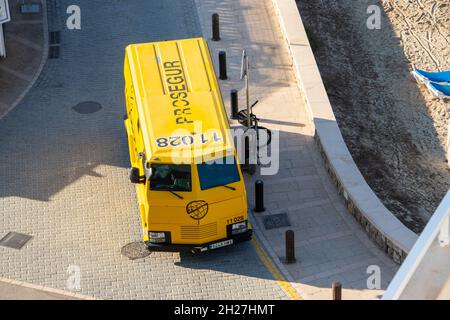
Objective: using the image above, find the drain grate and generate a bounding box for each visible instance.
[262,212,291,230]
[72,101,102,114]
[121,242,151,260]
[49,31,61,59]
[49,45,60,59]
[49,31,60,45]
[0,232,32,249]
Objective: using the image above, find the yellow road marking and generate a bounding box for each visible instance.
[251,237,302,300]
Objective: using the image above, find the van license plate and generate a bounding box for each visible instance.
[209,239,233,250]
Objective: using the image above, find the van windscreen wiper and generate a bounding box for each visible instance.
[220,184,236,191]
[168,190,184,199]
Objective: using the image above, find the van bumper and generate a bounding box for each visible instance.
[145,229,252,253]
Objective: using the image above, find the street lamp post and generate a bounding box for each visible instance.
[240,49,250,128]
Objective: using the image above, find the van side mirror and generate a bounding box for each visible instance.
[130,167,145,184]
[144,166,152,181]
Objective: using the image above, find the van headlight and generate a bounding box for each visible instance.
[231,221,248,235]
[148,231,166,243]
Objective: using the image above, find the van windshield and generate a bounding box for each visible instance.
[197,156,240,190]
[150,164,192,191]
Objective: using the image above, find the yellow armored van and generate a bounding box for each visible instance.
[123,38,251,252]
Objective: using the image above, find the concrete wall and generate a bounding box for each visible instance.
[270,0,418,263]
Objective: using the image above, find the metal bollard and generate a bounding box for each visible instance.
[285,230,296,264]
[231,89,238,119]
[244,135,250,168]
[332,282,342,300]
[212,13,220,41]
[254,180,265,212]
[219,51,227,80]
[244,135,256,175]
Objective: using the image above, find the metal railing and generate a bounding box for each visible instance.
[383,189,450,299]
[447,118,450,168]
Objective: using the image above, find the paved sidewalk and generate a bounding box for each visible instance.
[0,0,46,119]
[0,278,80,300]
[196,0,399,299]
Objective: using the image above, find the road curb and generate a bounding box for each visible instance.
[193,0,308,300]
[0,277,97,300]
[249,213,309,300]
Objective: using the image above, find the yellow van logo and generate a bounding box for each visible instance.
[163,60,193,125]
[186,200,208,221]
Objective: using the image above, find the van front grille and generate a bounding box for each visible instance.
[180,222,218,240]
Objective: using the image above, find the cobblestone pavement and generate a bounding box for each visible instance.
[195,0,399,299]
[0,0,288,300]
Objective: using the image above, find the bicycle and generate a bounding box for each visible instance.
[236,100,272,149]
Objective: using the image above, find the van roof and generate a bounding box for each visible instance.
[125,38,234,164]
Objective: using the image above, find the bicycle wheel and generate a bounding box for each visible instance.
[236,110,248,126]
[255,125,272,148]
[244,126,272,148]
[237,110,257,126]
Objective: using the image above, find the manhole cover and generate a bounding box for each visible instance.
[262,213,291,230]
[72,101,102,114]
[121,242,150,260]
[0,232,32,249]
